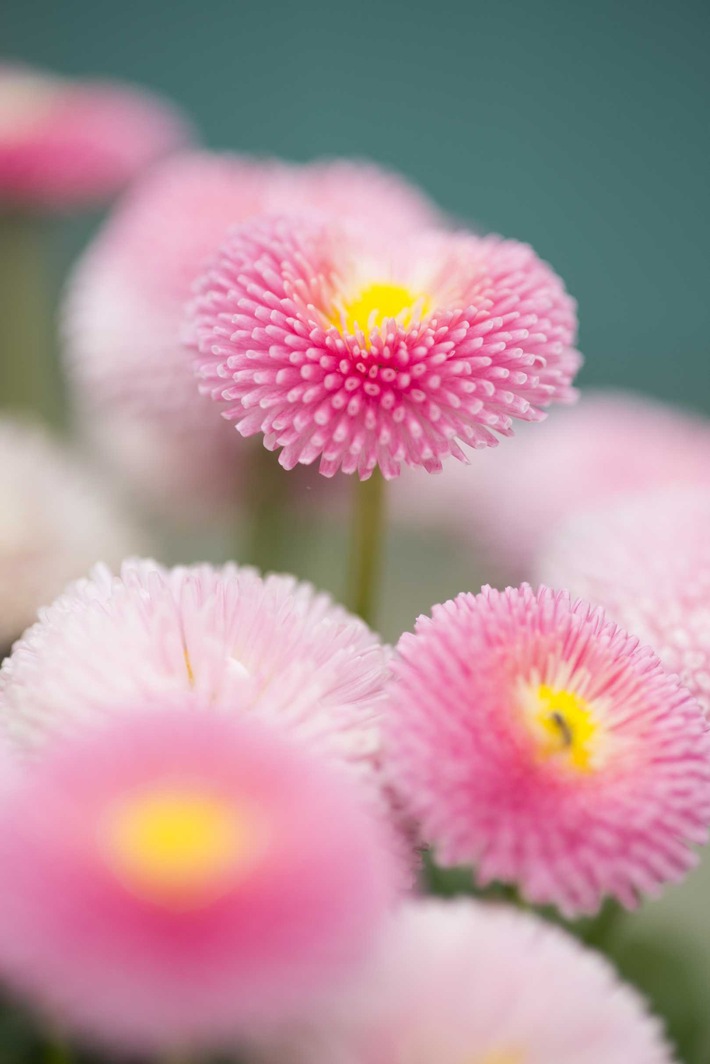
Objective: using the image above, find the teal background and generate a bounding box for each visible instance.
[4,0,710,412]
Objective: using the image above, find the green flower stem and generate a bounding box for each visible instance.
[0,213,60,423]
[242,446,291,574]
[43,1035,73,1064]
[347,470,386,628]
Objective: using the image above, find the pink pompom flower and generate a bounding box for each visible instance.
[391,390,710,579]
[0,63,190,210]
[257,899,675,1064]
[63,152,441,514]
[188,215,581,479]
[539,487,710,716]
[0,707,398,1052]
[0,560,389,793]
[384,584,710,916]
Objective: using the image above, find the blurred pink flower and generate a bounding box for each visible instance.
[0,559,390,794]
[189,216,580,479]
[63,152,441,515]
[384,584,710,916]
[0,63,191,210]
[0,417,143,650]
[257,899,675,1064]
[0,707,398,1051]
[539,486,710,716]
[393,392,710,579]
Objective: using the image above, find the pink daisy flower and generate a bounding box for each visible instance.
[0,417,143,652]
[257,899,675,1064]
[63,152,441,515]
[0,560,389,792]
[0,63,190,210]
[538,487,710,716]
[0,707,398,1052]
[391,391,710,579]
[384,584,710,916]
[188,215,580,479]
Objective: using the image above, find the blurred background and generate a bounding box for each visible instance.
[5,0,710,411]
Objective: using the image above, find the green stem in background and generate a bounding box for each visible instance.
[242,445,291,574]
[347,470,386,628]
[43,1035,73,1064]
[578,898,625,953]
[0,213,60,424]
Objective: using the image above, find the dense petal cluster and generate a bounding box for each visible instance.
[0,63,190,209]
[384,584,710,915]
[0,418,142,652]
[189,216,581,479]
[0,708,398,1051]
[63,152,440,513]
[539,487,710,715]
[257,899,675,1064]
[0,560,389,791]
[391,391,710,578]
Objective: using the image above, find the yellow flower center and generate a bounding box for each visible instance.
[531,684,598,772]
[333,281,430,335]
[103,787,253,908]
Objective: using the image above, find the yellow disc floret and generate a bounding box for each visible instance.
[334,281,430,336]
[530,684,599,772]
[104,786,251,908]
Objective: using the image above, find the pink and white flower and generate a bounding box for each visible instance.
[188,215,581,479]
[0,707,398,1052]
[384,584,710,916]
[257,899,675,1064]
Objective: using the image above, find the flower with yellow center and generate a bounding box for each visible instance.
[104,786,255,909]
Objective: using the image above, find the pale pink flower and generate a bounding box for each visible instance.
[0,63,190,210]
[384,584,710,916]
[539,487,710,716]
[63,152,441,514]
[0,560,389,794]
[188,215,581,479]
[0,707,398,1052]
[392,391,710,578]
[0,417,143,651]
[257,899,675,1064]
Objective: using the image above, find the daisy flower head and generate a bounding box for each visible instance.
[0,63,190,210]
[539,486,710,716]
[0,417,142,653]
[188,215,581,479]
[390,391,710,578]
[384,584,710,916]
[0,707,398,1052]
[63,152,440,515]
[257,899,675,1064]
[0,560,389,794]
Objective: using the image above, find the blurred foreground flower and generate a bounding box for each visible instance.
[0,63,190,210]
[0,418,142,653]
[385,584,710,916]
[392,391,710,579]
[0,560,389,786]
[258,899,675,1064]
[539,487,710,716]
[190,216,581,479]
[0,708,397,1052]
[63,151,441,516]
